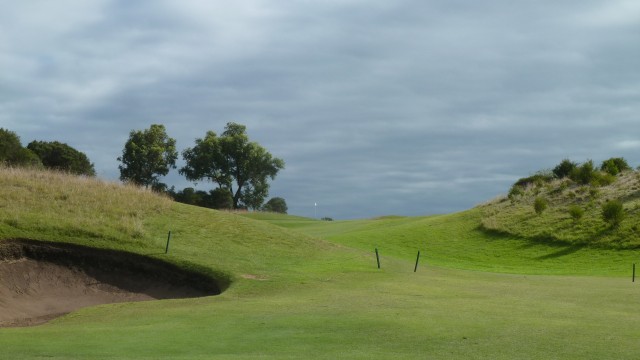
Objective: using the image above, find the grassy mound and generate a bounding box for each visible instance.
[0,166,354,287]
[479,171,640,248]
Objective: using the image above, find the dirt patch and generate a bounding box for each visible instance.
[0,239,222,327]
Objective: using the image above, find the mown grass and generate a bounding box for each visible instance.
[249,211,640,276]
[2,167,640,359]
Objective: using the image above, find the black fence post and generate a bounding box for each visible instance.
[414,251,421,272]
[375,248,380,269]
[165,231,172,254]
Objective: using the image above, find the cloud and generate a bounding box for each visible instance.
[2,0,640,219]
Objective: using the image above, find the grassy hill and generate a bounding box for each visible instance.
[2,167,640,359]
[479,170,640,249]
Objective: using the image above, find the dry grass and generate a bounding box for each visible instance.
[0,166,172,246]
[479,171,640,248]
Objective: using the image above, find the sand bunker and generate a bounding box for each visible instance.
[0,239,222,327]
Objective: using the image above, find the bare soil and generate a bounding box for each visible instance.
[0,239,222,327]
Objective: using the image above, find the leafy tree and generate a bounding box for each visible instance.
[0,128,41,167]
[552,159,577,179]
[171,187,234,210]
[263,197,288,214]
[172,187,202,205]
[600,157,630,176]
[602,200,625,228]
[180,122,285,210]
[117,124,178,188]
[27,140,95,176]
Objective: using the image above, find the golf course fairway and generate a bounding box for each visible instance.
[1,168,640,359]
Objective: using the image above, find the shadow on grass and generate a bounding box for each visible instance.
[476,224,589,259]
[536,244,585,260]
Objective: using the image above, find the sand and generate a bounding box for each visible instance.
[0,239,221,327]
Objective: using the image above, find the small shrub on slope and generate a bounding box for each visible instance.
[534,197,548,215]
[568,205,584,222]
[602,200,625,228]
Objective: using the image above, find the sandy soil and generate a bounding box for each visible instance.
[0,239,220,327]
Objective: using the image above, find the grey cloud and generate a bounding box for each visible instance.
[2,0,640,219]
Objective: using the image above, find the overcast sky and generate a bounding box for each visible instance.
[2,1,640,219]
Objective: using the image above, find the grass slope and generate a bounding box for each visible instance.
[2,167,640,359]
[480,171,640,248]
[247,211,640,276]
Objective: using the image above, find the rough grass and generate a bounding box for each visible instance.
[0,166,171,246]
[479,171,640,248]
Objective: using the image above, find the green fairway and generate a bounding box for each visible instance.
[2,168,640,359]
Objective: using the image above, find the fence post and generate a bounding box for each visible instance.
[414,251,421,272]
[375,248,380,269]
[165,231,172,254]
[633,263,636,283]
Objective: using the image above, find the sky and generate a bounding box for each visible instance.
[2,0,640,219]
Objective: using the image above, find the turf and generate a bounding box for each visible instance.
[2,167,640,359]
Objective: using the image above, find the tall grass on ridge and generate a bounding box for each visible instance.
[0,166,172,246]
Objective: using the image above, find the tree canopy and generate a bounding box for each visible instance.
[117,124,178,188]
[180,122,285,209]
[0,128,41,167]
[27,140,95,176]
[263,197,288,214]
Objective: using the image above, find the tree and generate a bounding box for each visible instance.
[180,122,285,210]
[263,197,288,214]
[27,140,95,176]
[117,124,178,188]
[0,128,41,167]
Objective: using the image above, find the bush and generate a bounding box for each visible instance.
[600,157,630,176]
[534,197,548,215]
[514,171,554,188]
[602,200,625,227]
[553,159,578,179]
[321,217,333,221]
[508,185,524,201]
[27,140,96,176]
[262,197,288,214]
[570,160,596,185]
[568,205,584,222]
[590,172,616,187]
[0,128,42,167]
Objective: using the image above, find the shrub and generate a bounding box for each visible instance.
[602,200,625,227]
[514,171,554,188]
[0,128,42,167]
[27,140,96,176]
[600,157,630,176]
[570,160,596,185]
[508,185,524,201]
[553,159,578,179]
[321,217,333,221]
[568,205,584,222]
[262,197,288,214]
[534,197,548,215]
[591,172,616,187]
